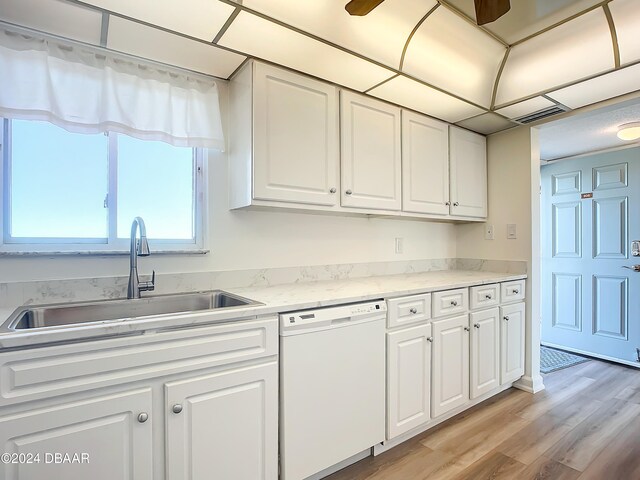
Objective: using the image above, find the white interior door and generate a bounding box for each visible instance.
[541,148,640,365]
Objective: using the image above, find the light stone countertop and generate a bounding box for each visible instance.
[0,270,526,350]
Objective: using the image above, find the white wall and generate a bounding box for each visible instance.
[0,82,457,282]
[457,126,543,393]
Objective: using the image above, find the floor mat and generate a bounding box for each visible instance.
[540,345,589,374]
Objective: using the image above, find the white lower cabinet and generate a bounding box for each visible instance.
[501,302,526,384]
[165,361,278,480]
[431,314,470,418]
[0,388,153,480]
[470,308,500,399]
[386,324,432,439]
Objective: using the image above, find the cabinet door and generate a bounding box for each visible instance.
[431,315,470,418]
[165,361,278,480]
[387,323,431,439]
[501,302,526,384]
[253,62,339,206]
[470,308,500,399]
[401,110,449,215]
[450,126,487,218]
[340,91,401,211]
[0,389,153,480]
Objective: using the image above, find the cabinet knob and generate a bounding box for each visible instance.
[453,202,459,207]
[329,187,337,194]
[410,307,417,314]
[426,337,433,343]
[445,201,451,206]
[137,412,149,423]
[513,289,519,294]
[464,326,470,332]
[474,323,480,329]
[450,300,458,306]
[172,404,183,414]
[345,189,353,195]
[485,294,492,300]
[504,316,510,322]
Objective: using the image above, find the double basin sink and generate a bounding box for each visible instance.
[0,290,262,333]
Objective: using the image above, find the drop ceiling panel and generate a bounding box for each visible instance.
[547,63,640,109]
[456,113,515,135]
[495,96,556,119]
[496,9,614,106]
[444,0,604,44]
[81,0,235,41]
[238,0,437,69]
[368,75,484,123]
[218,11,395,92]
[609,0,640,65]
[107,17,246,77]
[402,7,505,108]
[0,0,102,44]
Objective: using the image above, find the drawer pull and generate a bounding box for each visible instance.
[137,412,149,423]
[426,337,433,343]
[464,326,470,332]
[485,294,492,300]
[450,300,458,306]
[474,323,480,329]
[504,316,510,322]
[172,404,183,414]
[409,307,418,314]
[512,289,519,294]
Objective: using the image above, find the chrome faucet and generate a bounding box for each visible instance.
[127,217,155,299]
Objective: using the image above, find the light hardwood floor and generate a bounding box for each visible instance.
[327,359,640,480]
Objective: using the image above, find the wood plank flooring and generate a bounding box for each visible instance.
[326,359,640,480]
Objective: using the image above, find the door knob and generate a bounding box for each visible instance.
[623,265,640,272]
[137,412,149,423]
[172,404,183,414]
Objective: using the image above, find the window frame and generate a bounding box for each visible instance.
[0,118,207,254]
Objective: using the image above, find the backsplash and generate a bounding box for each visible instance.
[0,258,526,309]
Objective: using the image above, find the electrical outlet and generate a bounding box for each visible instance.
[395,237,404,254]
[485,224,494,240]
[507,224,517,239]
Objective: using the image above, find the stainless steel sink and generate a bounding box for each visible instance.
[1,291,262,332]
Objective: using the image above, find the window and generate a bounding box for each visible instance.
[0,119,205,253]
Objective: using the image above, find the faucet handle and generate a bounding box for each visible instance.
[139,270,155,292]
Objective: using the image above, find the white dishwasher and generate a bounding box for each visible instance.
[279,301,386,480]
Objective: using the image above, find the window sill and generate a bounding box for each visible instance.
[0,249,210,257]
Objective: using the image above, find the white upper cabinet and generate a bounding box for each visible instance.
[401,111,449,215]
[340,91,402,211]
[450,126,487,219]
[230,61,340,209]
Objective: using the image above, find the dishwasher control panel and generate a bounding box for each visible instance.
[280,301,386,335]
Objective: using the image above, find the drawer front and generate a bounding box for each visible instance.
[501,280,525,303]
[432,288,468,318]
[387,293,431,328]
[0,316,278,407]
[470,284,500,310]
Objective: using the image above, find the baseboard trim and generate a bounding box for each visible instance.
[541,342,640,369]
[513,374,545,393]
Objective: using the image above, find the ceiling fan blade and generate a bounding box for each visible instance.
[474,0,510,25]
[345,0,385,16]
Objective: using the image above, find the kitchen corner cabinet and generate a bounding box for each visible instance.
[229,61,340,208]
[470,307,500,399]
[501,302,526,384]
[401,111,450,215]
[431,314,470,418]
[340,91,402,211]
[386,323,432,439]
[450,126,487,219]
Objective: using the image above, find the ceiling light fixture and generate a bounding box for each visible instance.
[617,122,640,141]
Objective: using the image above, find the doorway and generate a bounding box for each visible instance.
[540,140,640,366]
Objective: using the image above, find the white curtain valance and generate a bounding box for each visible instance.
[0,27,225,150]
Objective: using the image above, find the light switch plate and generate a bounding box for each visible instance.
[507,224,517,239]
